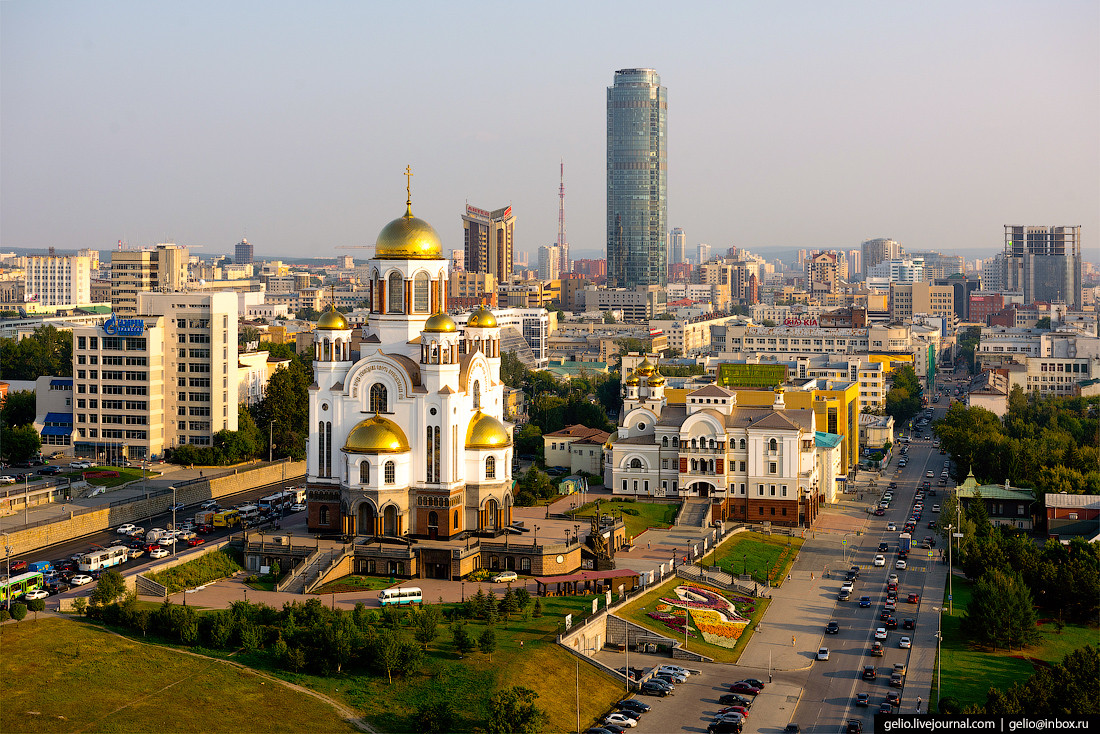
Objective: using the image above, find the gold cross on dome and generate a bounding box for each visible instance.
[404,165,413,210]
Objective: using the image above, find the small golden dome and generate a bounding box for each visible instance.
[467,306,498,328]
[466,411,512,449]
[423,312,458,333]
[343,415,410,454]
[647,372,665,387]
[375,208,443,260]
[635,358,655,377]
[316,306,349,331]
[624,374,640,387]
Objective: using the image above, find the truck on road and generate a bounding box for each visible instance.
[899,533,912,553]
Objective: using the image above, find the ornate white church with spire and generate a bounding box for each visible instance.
[306,176,514,540]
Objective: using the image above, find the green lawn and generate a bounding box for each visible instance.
[0,618,359,733]
[615,577,769,663]
[65,465,161,488]
[705,530,804,587]
[567,499,679,540]
[932,577,1100,712]
[311,575,396,595]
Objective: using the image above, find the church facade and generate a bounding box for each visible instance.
[306,191,514,540]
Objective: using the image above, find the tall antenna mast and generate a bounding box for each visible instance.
[558,159,568,273]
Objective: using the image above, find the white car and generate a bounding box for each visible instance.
[70,460,93,469]
[888,573,899,584]
[604,713,638,728]
[149,548,170,559]
[657,664,691,678]
[840,581,854,593]
[873,555,886,567]
[290,503,307,512]
[128,549,144,560]
[117,523,138,535]
[875,627,888,640]
[817,647,830,660]
[24,589,49,601]
[932,505,941,513]
[491,571,518,583]
[896,560,907,570]
[0,476,16,485]
[926,471,934,478]
[887,522,897,531]
[70,574,94,586]
[899,636,912,649]
[200,500,218,510]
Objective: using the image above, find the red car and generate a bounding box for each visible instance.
[9,559,28,572]
[719,706,750,717]
[195,524,215,534]
[186,537,205,547]
[729,683,761,696]
[908,593,920,604]
[143,543,161,553]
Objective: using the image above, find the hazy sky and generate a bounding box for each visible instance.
[2,1,1097,262]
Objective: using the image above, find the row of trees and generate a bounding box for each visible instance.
[884,365,923,426]
[0,325,73,380]
[84,591,547,732]
[934,391,1100,495]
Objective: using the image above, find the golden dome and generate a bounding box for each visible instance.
[316,306,349,331]
[624,373,640,386]
[466,411,512,449]
[342,415,410,454]
[635,358,655,377]
[647,372,666,387]
[467,306,498,328]
[423,312,458,333]
[375,207,443,260]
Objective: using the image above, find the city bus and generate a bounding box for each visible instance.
[378,587,423,606]
[236,505,261,526]
[258,491,292,514]
[79,545,130,573]
[212,509,240,528]
[0,571,45,604]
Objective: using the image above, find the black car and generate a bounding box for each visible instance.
[718,693,752,707]
[739,678,766,689]
[878,542,889,552]
[885,616,898,629]
[847,720,863,734]
[850,566,861,577]
[856,693,870,706]
[903,618,916,630]
[602,726,626,734]
[584,729,614,734]
[784,726,801,733]
[640,681,670,697]
[38,466,64,475]
[708,722,742,734]
[862,665,877,680]
[617,699,650,715]
[46,581,71,595]
[845,571,857,582]
[886,691,901,706]
[826,621,840,634]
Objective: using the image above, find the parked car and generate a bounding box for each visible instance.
[718,693,752,707]
[38,466,64,475]
[616,699,650,715]
[739,678,766,689]
[70,574,94,586]
[656,664,691,678]
[491,571,518,583]
[70,460,93,469]
[728,682,760,696]
[603,713,637,728]
[639,681,670,697]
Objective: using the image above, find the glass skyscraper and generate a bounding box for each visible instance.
[607,68,667,288]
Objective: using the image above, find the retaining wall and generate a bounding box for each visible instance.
[2,461,303,556]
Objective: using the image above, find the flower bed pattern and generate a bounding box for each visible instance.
[647,585,755,648]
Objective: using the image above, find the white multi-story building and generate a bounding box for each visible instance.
[456,307,550,368]
[70,291,238,462]
[22,255,93,306]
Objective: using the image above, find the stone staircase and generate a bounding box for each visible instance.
[281,548,343,595]
[676,564,763,597]
[675,498,711,528]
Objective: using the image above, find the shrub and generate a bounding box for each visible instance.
[147,549,243,593]
[0,609,10,622]
[10,603,27,621]
[27,598,45,621]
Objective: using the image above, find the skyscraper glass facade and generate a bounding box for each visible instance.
[607,68,667,288]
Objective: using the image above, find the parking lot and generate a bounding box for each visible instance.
[594,650,802,733]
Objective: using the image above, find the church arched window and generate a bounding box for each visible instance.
[319,506,330,525]
[413,272,430,313]
[360,461,370,484]
[662,436,668,448]
[739,438,746,450]
[384,461,396,484]
[485,456,496,479]
[370,383,388,413]
[629,458,642,469]
[769,438,778,452]
[388,272,404,314]
[473,380,481,410]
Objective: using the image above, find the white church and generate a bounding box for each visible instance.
[305,185,514,540]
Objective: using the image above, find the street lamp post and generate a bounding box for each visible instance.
[935,606,943,707]
[169,486,177,555]
[269,421,275,463]
[3,535,12,610]
[533,524,539,548]
[573,524,580,545]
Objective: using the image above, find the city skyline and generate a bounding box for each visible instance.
[2,1,1097,262]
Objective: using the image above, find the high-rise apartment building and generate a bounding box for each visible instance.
[235,239,254,265]
[538,245,561,281]
[909,251,964,280]
[607,68,667,289]
[668,227,686,265]
[1003,226,1082,309]
[110,244,189,314]
[76,248,101,271]
[462,204,515,284]
[697,243,711,265]
[71,291,237,462]
[847,249,861,276]
[23,255,92,306]
[861,238,902,271]
[805,251,840,297]
[889,282,955,322]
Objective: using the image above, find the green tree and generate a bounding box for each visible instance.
[10,602,27,621]
[417,700,457,734]
[478,627,497,661]
[413,604,442,649]
[91,570,127,606]
[1,425,41,463]
[1,390,36,428]
[603,311,616,324]
[500,587,519,622]
[532,597,542,618]
[27,598,45,621]
[515,424,543,458]
[323,613,359,673]
[1035,316,1052,329]
[500,350,528,390]
[451,622,474,654]
[0,325,73,380]
[239,325,262,347]
[962,569,1038,650]
[486,686,548,734]
[250,359,312,460]
[374,629,402,684]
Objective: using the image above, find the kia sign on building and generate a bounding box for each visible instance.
[103,315,145,336]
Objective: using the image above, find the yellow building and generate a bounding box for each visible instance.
[867,353,914,374]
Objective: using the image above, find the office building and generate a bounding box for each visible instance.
[462,204,515,284]
[889,282,955,322]
[866,258,925,286]
[669,227,686,266]
[22,254,93,306]
[861,238,902,271]
[71,291,238,462]
[847,249,861,276]
[697,243,711,265]
[607,68,667,289]
[538,245,561,281]
[1003,225,1083,309]
[583,284,666,321]
[910,251,964,280]
[110,244,189,315]
[235,239,254,265]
